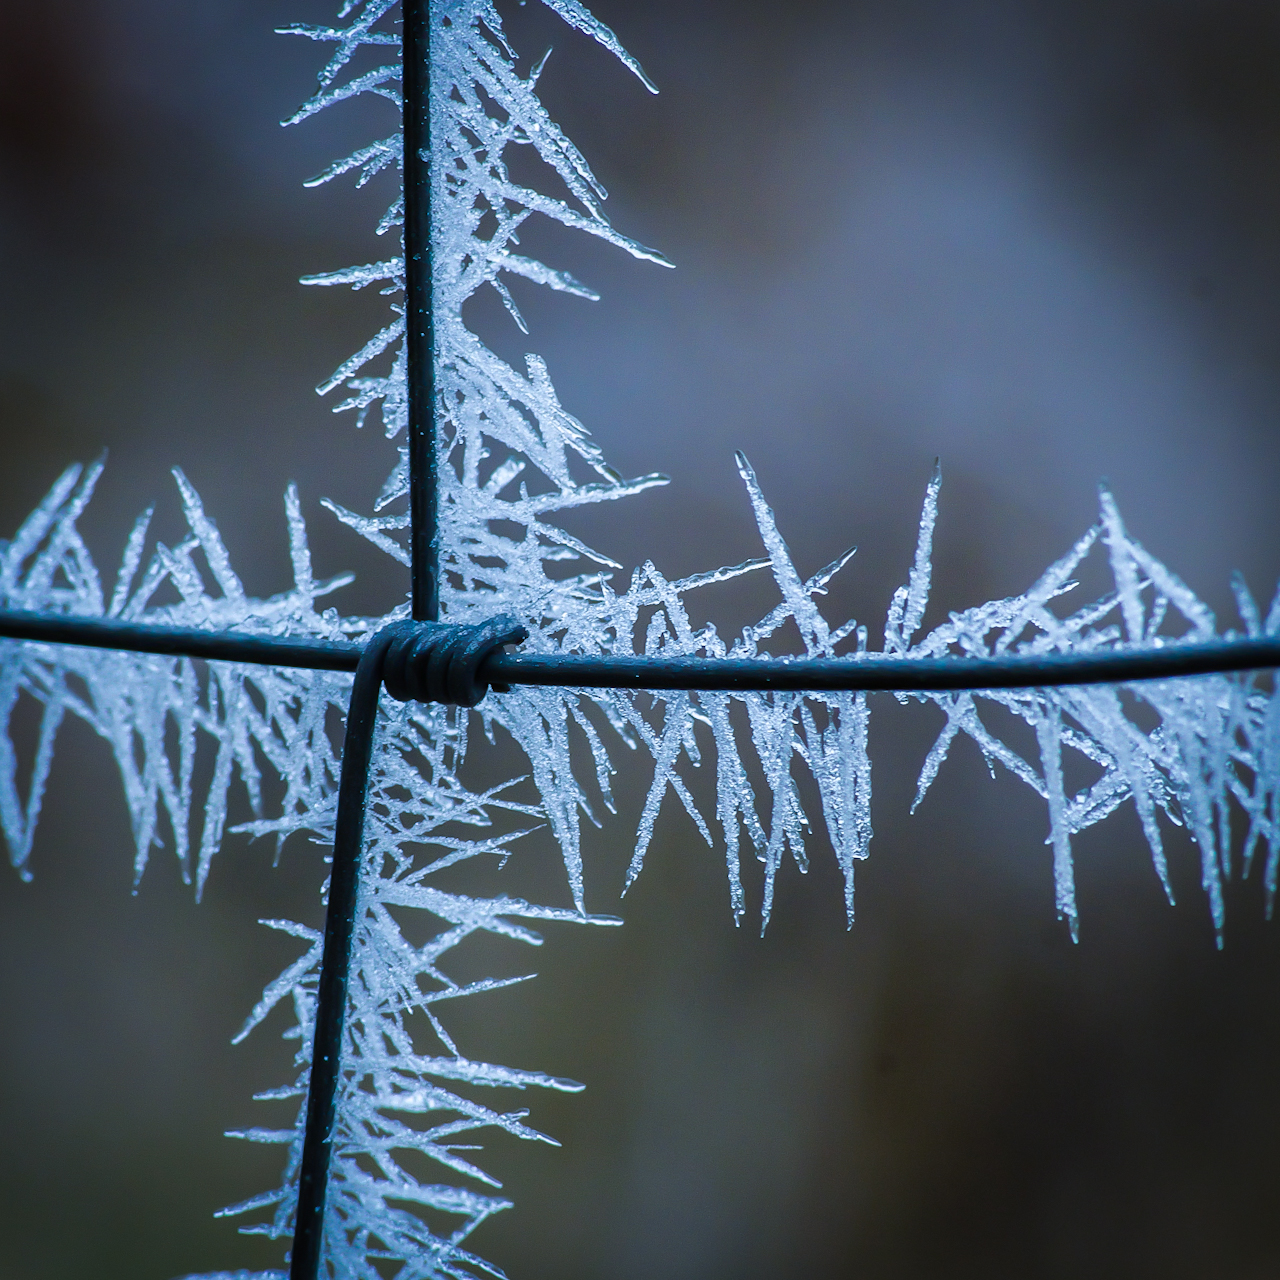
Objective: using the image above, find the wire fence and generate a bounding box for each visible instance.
[0,5,1276,1278]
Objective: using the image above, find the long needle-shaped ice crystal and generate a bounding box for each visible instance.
[0,2,1276,1277]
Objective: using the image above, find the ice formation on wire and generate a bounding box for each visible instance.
[0,459,355,896]
[0,1,1276,1277]
[884,472,1280,944]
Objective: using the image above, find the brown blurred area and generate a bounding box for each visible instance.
[1,2,1279,1277]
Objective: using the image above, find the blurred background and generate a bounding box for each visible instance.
[1,1,1279,1276]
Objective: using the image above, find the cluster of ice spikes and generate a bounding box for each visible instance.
[0,2,1275,1277]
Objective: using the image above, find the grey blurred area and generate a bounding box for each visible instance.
[1,1,1279,1277]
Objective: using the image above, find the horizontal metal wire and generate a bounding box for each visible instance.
[1,609,1277,693]
[487,639,1280,692]
[0,609,363,671]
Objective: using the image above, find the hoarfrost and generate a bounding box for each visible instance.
[0,1,1275,1276]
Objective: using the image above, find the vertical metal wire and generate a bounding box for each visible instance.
[288,628,405,1280]
[404,0,438,623]
[290,6,435,1273]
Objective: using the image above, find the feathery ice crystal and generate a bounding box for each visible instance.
[0,2,1276,1276]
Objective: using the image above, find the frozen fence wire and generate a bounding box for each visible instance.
[0,1,1275,1278]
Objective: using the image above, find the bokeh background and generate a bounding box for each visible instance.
[1,1,1279,1277]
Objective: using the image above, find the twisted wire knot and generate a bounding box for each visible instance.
[377,615,529,707]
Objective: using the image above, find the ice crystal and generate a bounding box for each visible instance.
[891,474,1280,943]
[1,1,1276,1277]
[286,0,670,624]
[0,459,354,895]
